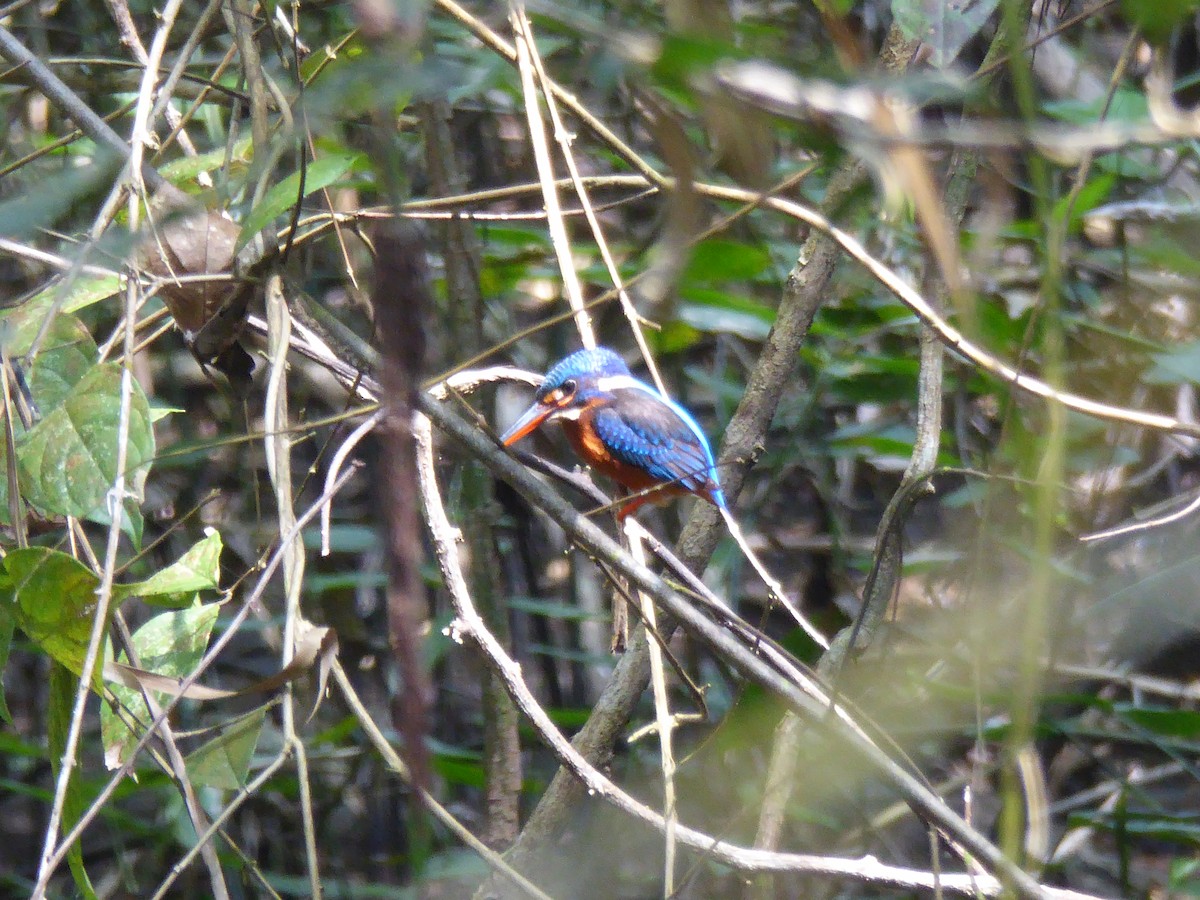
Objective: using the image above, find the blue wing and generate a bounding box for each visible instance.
[590,387,724,505]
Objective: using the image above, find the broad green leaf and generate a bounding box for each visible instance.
[678,301,772,340]
[101,602,221,770]
[184,704,267,789]
[1051,173,1115,235]
[18,362,155,521]
[20,315,99,414]
[678,286,776,340]
[1116,705,1200,739]
[1119,0,1200,44]
[116,529,223,608]
[432,753,485,789]
[683,239,772,283]
[1147,340,1200,385]
[159,136,252,185]
[0,547,102,681]
[1043,88,1148,126]
[148,403,184,423]
[3,275,121,326]
[0,314,104,523]
[48,663,98,900]
[236,151,363,252]
[892,0,999,68]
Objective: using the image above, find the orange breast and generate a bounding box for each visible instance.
[560,410,683,501]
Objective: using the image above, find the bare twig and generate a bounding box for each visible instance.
[417,400,1086,900]
[263,276,323,898]
[510,5,594,348]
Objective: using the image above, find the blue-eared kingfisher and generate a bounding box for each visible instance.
[501,347,726,519]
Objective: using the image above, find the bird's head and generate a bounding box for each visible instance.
[501,347,631,445]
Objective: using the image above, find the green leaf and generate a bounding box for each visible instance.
[17,362,156,522]
[18,314,99,413]
[1043,88,1148,126]
[1051,173,1114,234]
[678,286,776,340]
[0,314,103,525]
[1146,340,1200,385]
[159,136,252,185]
[1119,0,1200,44]
[507,597,606,620]
[148,403,184,423]
[892,0,999,69]
[677,299,773,340]
[236,151,363,251]
[116,529,223,608]
[1116,705,1200,739]
[101,602,221,771]
[0,547,103,682]
[184,704,267,789]
[0,615,12,723]
[3,275,122,325]
[48,663,98,900]
[683,239,772,283]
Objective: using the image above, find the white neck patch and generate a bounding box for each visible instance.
[594,374,645,393]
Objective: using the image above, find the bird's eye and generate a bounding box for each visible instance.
[561,379,578,396]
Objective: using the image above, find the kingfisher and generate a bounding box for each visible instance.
[500,347,726,519]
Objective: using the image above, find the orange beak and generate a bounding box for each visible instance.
[501,402,554,446]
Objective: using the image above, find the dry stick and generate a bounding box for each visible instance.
[437,0,666,187]
[258,306,1075,898]
[33,2,185,890]
[624,518,678,896]
[515,4,666,394]
[510,5,595,348]
[225,0,273,179]
[691,179,1200,439]
[263,277,323,899]
[147,0,227,163]
[104,0,200,157]
[498,164,854,883]
[718,507,829,648]
[36,469,355,885]
[418,398,1087,900]
[0,26,166,192]
[110,610,232,900]
[330,663,553,900]
[31,277,140,900]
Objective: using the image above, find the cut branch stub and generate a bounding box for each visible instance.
[136,185,255,391]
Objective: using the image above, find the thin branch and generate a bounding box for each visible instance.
[416,401,1089,900]
[37,469,358,882]
[0,25,166,191]
[263,276,323,898]
[510,5,594,348]
[31,277,142,900]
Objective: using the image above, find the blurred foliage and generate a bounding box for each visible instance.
[3,0,1200,897]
